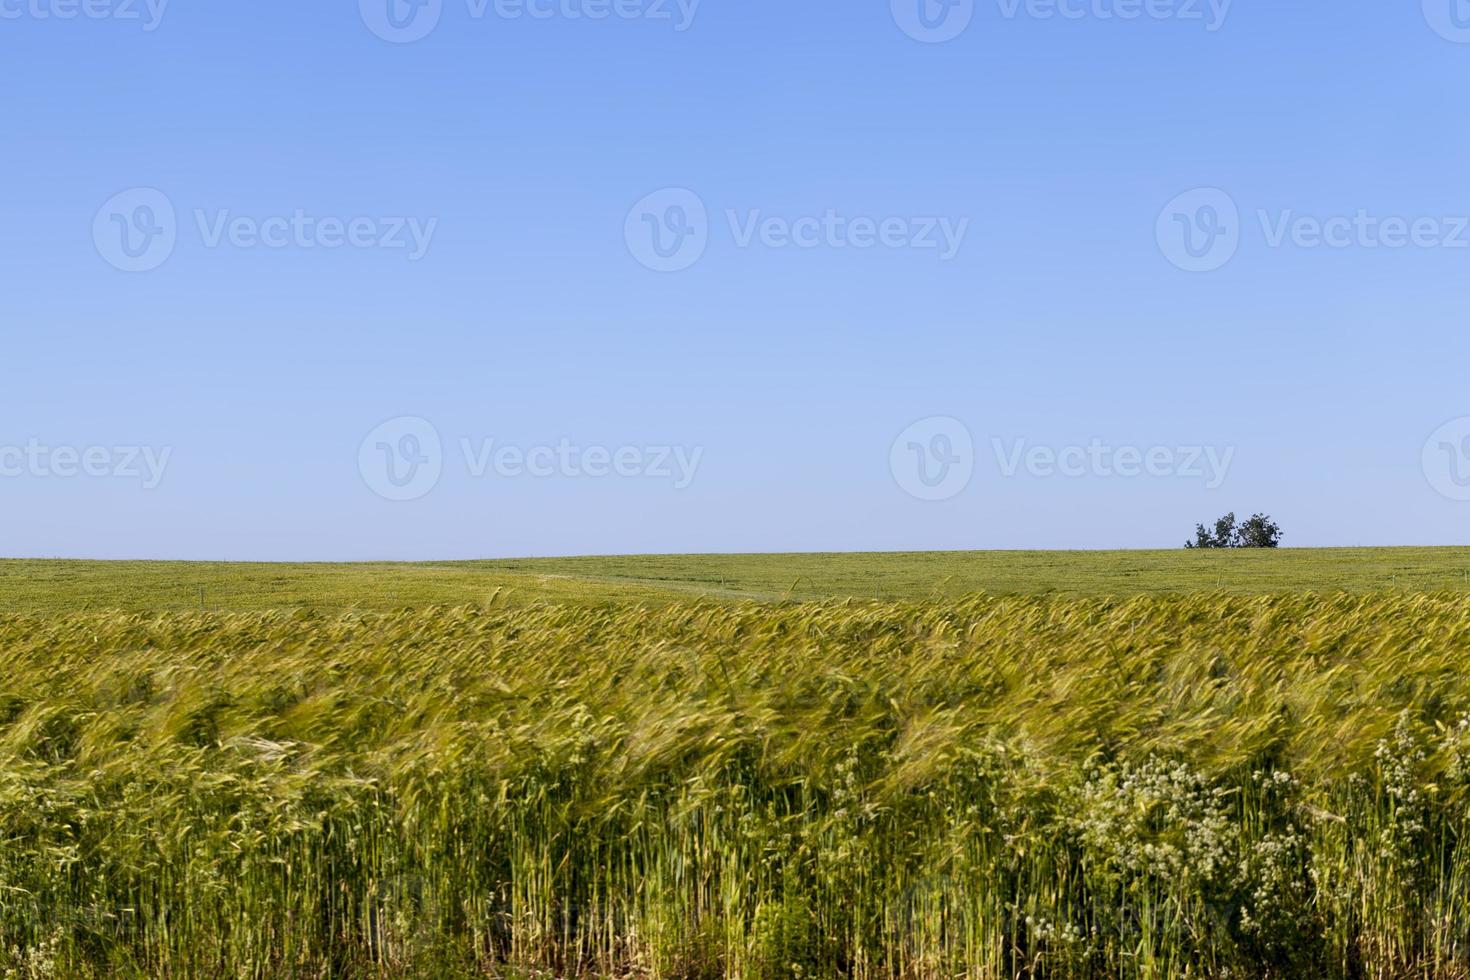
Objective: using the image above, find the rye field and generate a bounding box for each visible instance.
[5,551,1470,978]
[4,547,1470,614]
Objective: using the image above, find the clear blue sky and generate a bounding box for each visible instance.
[3,0,1469,560]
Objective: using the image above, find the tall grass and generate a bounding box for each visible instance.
[3,593,1470,977]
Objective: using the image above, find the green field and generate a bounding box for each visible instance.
[5,546,1470,613]
[5,551,1470,978]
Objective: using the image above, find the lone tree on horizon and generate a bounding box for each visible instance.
[1186,512,1283,549]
